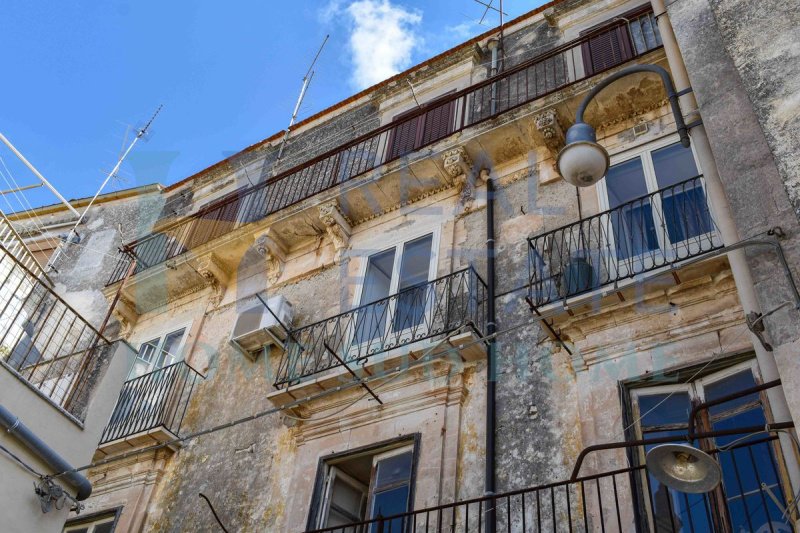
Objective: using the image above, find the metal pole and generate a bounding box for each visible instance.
[0,132,80,217]
[485,176,497,533]
[650,0,800,493]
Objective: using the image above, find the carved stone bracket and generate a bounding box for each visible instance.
[255,230,287,285]
[318,200,351,264]
[194,253,229,308]
[532,109,565,160]
[112,296,138,338]
[442,147,482,209]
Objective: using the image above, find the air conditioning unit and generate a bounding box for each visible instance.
[230,295,294,360]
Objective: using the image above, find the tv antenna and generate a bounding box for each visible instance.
[272,34,330,176]
[46,105,163,272]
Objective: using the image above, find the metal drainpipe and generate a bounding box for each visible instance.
[485,176,497,533]
[0,404,92,500]
[488,38,501,116]
[650,0,800,491]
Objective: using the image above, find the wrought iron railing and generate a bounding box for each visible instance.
[306,436,793,532]
[0,244,108,418]
[527,176,723,308]
[274,267,487,388]
[99,361,202,444]
[106,11,664,285]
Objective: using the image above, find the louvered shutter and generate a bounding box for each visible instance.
[421,99,455,145]
[387,115,421,161]
[581,24,634,76]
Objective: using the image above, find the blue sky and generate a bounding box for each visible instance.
[1,1,543,210]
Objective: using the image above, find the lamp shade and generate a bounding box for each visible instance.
[646,443,722,494]
[556,122,610,187]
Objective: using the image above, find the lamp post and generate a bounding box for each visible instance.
[556,64,691,187]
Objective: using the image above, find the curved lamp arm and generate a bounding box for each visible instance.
[574,64,690,148]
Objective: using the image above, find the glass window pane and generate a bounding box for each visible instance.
[704,370,758,416]
[156,329,185,368]
[394,235,433,333]
[137,339,159,363]
[370,485,410,531]
[374,452,413,488]
[330,476,366,519]
[354,249,396,346]
[652,142,713,243]
[93,522,115,533]
[637,392,691,428]
[606,157,649,207]
[606,158,659,260]
[651,142,699,189]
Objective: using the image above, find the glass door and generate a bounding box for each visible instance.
[351,234,434,358]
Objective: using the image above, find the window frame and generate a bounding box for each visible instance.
[595,134,715,275]
[348,230,440,353]
[130,325,191,379]
[623,357,794,533]
[306,434,421,531]
[63,507,122,533]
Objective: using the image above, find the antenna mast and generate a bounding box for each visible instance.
[46,105,163,272]
[0,133,81,217]
[272,35,329,176]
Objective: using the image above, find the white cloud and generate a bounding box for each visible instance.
[326,0,422,90]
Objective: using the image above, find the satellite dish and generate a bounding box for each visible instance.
[646,443,722,493]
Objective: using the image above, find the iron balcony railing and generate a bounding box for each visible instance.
[99,361,202,444]
[527,175,723,309]
[274,267,487,388]
[306,436,792,533]
[0,244,108,419]
[106,11,664,285]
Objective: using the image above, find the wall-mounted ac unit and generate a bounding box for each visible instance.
[230,295,294,360]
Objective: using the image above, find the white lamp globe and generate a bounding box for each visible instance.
[556,122,610,187]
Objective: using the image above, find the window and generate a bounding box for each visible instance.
[130,328,187,379]
[353,234,435,349]
[580,6,662,76]
[598,137,717,274]
[312,441,417,531]
[628,360,793,532]
[386,94,455,161]
[63,510,119,533]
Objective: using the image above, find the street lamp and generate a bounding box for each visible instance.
[556,64,692,187]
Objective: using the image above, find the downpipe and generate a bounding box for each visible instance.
[0,404,92,500]
[485,176,497,533]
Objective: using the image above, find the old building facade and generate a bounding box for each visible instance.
[5,0,799,531]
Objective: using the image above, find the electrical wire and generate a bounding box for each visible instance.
[51,316,543,479]
[0,442,44,477]
[198,493,230,533]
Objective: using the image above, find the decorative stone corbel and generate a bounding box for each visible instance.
[318,201,351,263]
[442,147,481,209]
[532,109,565,160]
[255,231,287,285]
[112,296,138,338]
[194,253,229,308]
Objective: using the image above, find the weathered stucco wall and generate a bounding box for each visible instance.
[667,0,800,422]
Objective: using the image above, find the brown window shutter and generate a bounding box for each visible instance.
[421,99,455,145]
[387,115,421,161]
[581,21,635,76]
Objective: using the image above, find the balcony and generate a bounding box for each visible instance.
[527,176,723,314]
[307,435,790,533]
[95,361,202,458]
[106,11,665,291]
[0,243,109,421]
[268,268,487,405]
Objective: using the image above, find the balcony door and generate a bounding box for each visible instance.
[352,234,436,357]
[598,136,719,279]
[630,360,794,532]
